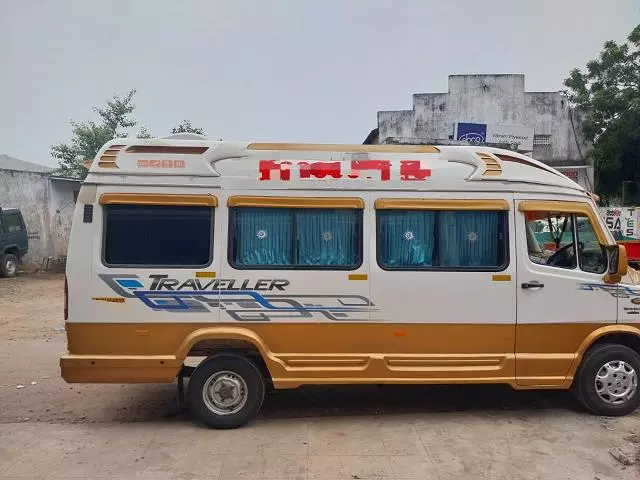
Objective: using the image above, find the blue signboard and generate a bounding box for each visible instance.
[454,122,487,143]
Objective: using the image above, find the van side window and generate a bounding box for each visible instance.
[4,214,23,233]
[229,207,362,269]
[377,210,507,270]
[103,205,213,267]
[525,212,576,269]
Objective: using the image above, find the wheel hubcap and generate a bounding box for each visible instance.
[595,360,638,405]
[202,370,248,415]
[6,259,16,275]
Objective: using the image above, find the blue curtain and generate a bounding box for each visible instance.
[296,209,360,266]
[233,208,292,266]
[378,210,435,267]
[439,211,500,267]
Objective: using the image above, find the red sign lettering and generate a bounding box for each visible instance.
[259,159,430,182]
[299,161,342,179]
[400,160,431,181]
[259,160,292,181]
[348,160,391,180]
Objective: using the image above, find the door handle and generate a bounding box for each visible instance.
[521,281,544,289]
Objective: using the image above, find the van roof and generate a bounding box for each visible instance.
[84,139,586,196]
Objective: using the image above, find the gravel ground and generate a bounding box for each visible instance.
[1,273,639,479]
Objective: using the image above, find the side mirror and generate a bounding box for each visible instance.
[604,244,628,283]
[617,244,628,276]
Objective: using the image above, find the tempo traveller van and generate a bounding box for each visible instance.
[60,138,639,428]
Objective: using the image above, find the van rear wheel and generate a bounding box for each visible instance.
[0,253,18,278]
[575,344,640,416]
[187,353,265,429]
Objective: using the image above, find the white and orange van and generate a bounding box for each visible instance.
[61,136,639,428]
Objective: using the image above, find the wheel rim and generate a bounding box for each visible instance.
[594,360,638,405]
[202,370,248,415]
[5,259,16,275]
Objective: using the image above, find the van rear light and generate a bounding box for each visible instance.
[64,276,68,321]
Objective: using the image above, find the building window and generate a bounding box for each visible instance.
[377,210,508,270]
[229,207,362,269]
[103,205,213,267]
[533,134,551,146]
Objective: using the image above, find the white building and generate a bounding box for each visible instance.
[0,154,81,266]
[367,74,592,190]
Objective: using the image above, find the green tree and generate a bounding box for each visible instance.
[564,25,640,205]
[171,119,205,136]
[137,126,153,139]
[51,90,138,179]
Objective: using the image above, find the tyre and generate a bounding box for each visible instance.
[575,343,640,416]
[0,253,18,278]
[187,353,265,429]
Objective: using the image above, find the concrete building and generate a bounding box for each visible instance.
[368,74,592,190]
[0,154,81,266]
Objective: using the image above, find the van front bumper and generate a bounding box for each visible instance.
[60,354,182,383]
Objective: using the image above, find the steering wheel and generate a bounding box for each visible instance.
[546,242,575,267]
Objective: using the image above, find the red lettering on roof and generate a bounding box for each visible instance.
[259,160,292,181]
[299,161,342,179]
[400,160,431,181]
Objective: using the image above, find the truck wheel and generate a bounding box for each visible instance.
[187,353,265,429]
[0,254,18,278]
[575,343,640,416]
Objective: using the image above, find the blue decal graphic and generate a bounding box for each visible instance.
[579,283,640,299]
[98,274,375,321]
[116,279,144,289]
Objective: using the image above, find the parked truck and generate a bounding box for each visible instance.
[0,207,28,277]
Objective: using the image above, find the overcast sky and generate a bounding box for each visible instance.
[1,0,638,166]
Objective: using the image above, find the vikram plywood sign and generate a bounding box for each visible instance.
[453,122,534,151]
[486,124,534,151]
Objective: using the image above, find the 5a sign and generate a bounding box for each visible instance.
[601,207,638,239]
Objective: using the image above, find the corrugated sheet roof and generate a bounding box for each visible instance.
[0,154,53,173]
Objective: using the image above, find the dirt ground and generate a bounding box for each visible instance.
[1,274,639,479]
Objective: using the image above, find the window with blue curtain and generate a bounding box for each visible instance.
[377,209,506,270]
[378,210,435,267]
[296,209,360,267]
[439,211,501,267]
[230,207,362,269]
[231,207,293,266]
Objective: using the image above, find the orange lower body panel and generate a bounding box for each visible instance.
[60,322,618,388]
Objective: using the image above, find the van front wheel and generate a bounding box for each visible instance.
[187,354,265,429]
[576,344,640,416]
[0,253,18,277]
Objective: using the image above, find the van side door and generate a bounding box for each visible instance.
[369,195,517,382]
[515,199,617,387]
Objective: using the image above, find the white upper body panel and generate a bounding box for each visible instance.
[65,139,622,326]
[85,139,588,197]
